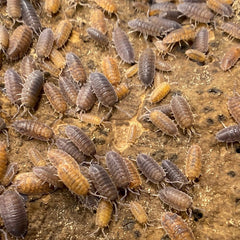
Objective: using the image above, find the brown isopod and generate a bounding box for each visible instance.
[136,153,166,184]
[44,82,68,114]
[21,70,44,109]
[20,55,37,78]
[89,72,118,108]
[0,25,9,52]
[55,138,86,163]
[36,28,54,58]
[44,0,61,15]
[39,60,61,77]
[101,56,121,85]
[58,76,78,106]
[49,48,66,69]
[114,82,130,100]
[92,199,113,238]
[87,27,109,47]
[220,45,240,71]
[127,123,139,144]
[177,3,214,23]
[0,190,28,238]
[0,142,7,182]
[155,59,172,72]
[105,151,130,190]
[138,48,155,87]
[33,166,63,188]
[66,52,87,84]
[90,9,107,34]
[220,22,240,40]
[94,0,117,14]
[192,27,209,53]
[125,64,138,78]
[215,124,240,143]
[13,172,54,195]
[113,24,135,64]
[162,160,189,189]
[206,0,233,17]
[58,162,90,196]
[89,164,118,201]
[149,110,178,136]
[170,95,194,134]
[7,24,32,61]
[7,0,22,20]
[20,0,42,33]
[1,163,18,187]
[129,201,148,226]
[65,125,96,156]
[185,144,202,181]
[158,186,193,211]
[13,119,53,141]
[28,148,47,167]
[76,83,97,111]
[123,158,142,190]
[132,1,149,13]
[162,26,195,45]
[79,113,102,125]
[149,82,171,104]
[54,19,72,48]
[185,49,207,63]
[227,93,240,123]
[4,68,23,105]
[161,212,195,240]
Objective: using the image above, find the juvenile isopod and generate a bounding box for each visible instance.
[4,68,23,105]
[89,72,118,108]
[1,163,18,186]
[54,19,72,48]
[44,0,61,15]
[36,28,54,58]
[76,83,97,111]
[44,82,68,114]
[125,64,138,78]
[13,119,54,141]
[89,164,118,201]
[170,95,194,134]
[129,201,148,226]
[65,125,96,156]
[220,45,240,71]
[66,52,87,84]
[28,148,47,167]
[101,56,121,85]
[127,123,139,145]
[162,160,189,189]
[136,153,166,184]
[161,212,195,240]
[158,186,193,211]
[0,190,28,238]
[113,82,130,100]
[13,172,54,195]
[0,142,7,182]
[185,144,202,181]
[113,24,135,64]
[216,124,240,143]
[87,27,109,47]
[79,113,102,125]
[149,82,171,104]
[7,24,33,61]
[138,48,155,87]
[185,49,207,63]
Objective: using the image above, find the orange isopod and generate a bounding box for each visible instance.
[129,201,148,225]
[101,56,121,85]
[149,81,171,104]
[185,144,202,181]
[49,48,66,69]
[125,64,138,78]
[114,82,130,100]
[0,142,7,182]
[220,45,240,71]
[39,60,61,77]
[79,113,102,125]
[0,25,9,51]
[44,0,61,15]
[94,0,117,14]
[28,148,47,167]
[185,49,206,63]
[90,9,107,34]
[1,162,18,187]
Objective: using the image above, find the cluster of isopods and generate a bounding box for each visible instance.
[0,0,239,239]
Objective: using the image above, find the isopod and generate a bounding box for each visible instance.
[54,19,72,48]
[113,24,135,64]
[90,9,107,34]
[66,52,87,84]
[89,164,118,201]
[149,82,171,104]
[220,22,240,40]
[161,212,195,240]
[7,24,33,61]
[162,160,189,189]
[158,186,193,211]
[94,0,117,14]
[0,25,9,52]
[185,49,207,63]
[49,48,65,69]
[125,64,138,78]
[44,82,68,114]
[7,0,21,20]
[39,60,61,77]
[227,93,240,123]
[138,48,155,87]
[149,2,177,16]
[0,190,28,237]
[192,27,209,53]
[114,82,130,100]
[216,124,240,143]
[28,148,47,167]
[89,72,118,108]
[44,0,61,15]
[20,55,37,78]
[4,68,23,105]
[127,123,139,144]
[1,163,18,187]
[136,153,166,184]
[206,0,233,17]
[220,45,240,71]
[129,201,148,226]
[87,27,109,47]
[65,125,96,156]
[185,144,202,181]
[79,113,102,125]
[36,28,54,58]
[12,119,54,141]
[0,142,7,182]
[149,16,182,32]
